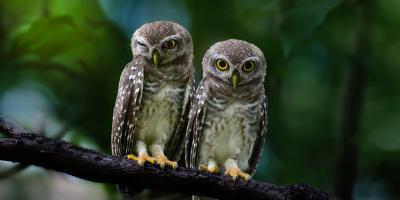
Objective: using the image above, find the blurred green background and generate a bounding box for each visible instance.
[0,0,399,200]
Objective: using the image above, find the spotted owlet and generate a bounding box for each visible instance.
[185,39,267,184]
[111,21,193,171]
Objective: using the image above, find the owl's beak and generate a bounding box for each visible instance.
[152,50,160,66]
[231,70,240,89]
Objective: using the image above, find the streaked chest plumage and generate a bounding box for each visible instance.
[135,79,185,147]
[199,96,260,170]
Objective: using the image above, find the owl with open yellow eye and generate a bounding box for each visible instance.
[185,39,268,187]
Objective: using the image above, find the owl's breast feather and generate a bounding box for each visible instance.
[135,84,184,147]
[201,101,259,170]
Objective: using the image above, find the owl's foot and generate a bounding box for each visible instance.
[224,166,251,181]
[199,164,219,173]
[127,153,155,167]
[154,153,178,169]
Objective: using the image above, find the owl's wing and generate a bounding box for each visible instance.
[185,79,208,168]
[165,77,194,160]
[111,61,144,157]
[247,93,268,175]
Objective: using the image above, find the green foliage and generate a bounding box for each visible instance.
[1,0,131,153]
[11,16,84,58]
[0,0,399,199]
[281,0,342,56]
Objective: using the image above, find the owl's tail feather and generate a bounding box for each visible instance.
[117,184,143,200]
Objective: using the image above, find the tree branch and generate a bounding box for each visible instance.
[0,117,78,180]
[0,118,338,200]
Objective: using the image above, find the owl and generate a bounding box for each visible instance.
[111,21,193,171]
[185,39,267,183]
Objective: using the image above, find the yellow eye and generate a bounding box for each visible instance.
[242,61,255,72]
[163,40,177,49]
[216,59,229,71]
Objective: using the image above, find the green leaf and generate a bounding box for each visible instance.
[281,0,342,57]
[11,16,87,58]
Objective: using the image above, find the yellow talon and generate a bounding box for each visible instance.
[199,164,219,173]
[199,165,219,174]
[127,153,155,166]
[224,166,251,181]
[208,165,219,174]
[199,165,208,171]
[127,154,138,161]
[154,153,178,169]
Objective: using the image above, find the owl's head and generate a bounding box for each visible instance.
[202,39,266,90]
[131,21,193,67]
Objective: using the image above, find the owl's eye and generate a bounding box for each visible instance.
[162,40,177,49]
[137,41,146,47]
[242,61,255,73]
[216,59,229,71]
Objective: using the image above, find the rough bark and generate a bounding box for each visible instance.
[0,117,339,200]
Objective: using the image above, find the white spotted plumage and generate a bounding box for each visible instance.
[111,61,144,156]
[111,21,194,169]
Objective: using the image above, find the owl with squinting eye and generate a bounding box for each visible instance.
[111,21,193,197]
[185,39,267,185]
[112,20,193,168]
